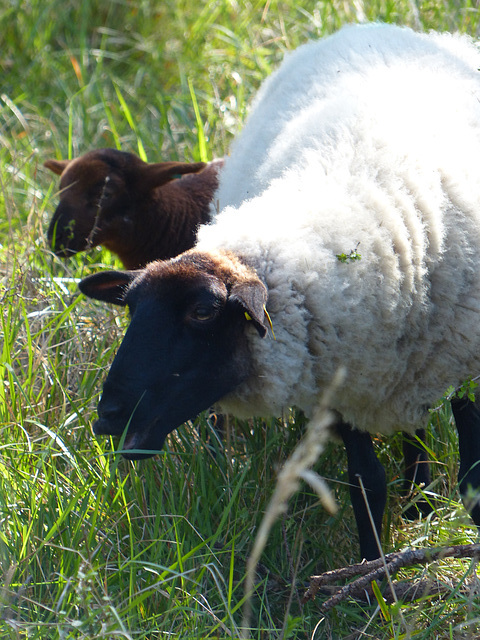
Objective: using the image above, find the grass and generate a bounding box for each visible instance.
[1,0,480,637]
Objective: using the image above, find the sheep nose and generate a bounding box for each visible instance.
[94,402,127,435]
[93,417,114,435]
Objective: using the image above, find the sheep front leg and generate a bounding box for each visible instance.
[402,429,432,518]
[451,398,480,526]
[338,423,387,561]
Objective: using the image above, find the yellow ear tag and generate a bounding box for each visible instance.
[263,306,276,340]
[244,308,276,339]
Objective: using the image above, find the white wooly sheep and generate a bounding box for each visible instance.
[80,23,480,560]
[198,23,480,430]
[196,23,480,556]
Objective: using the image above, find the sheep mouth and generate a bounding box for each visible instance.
[54,246,79,258]
[93,417,166,460]
[121,427,164,460]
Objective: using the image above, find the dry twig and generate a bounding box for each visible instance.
[303,542,480,610]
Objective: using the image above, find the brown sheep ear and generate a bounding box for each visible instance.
[136,161,207,191]
[230,279,269,338]
[44,159,71,175]
[79,270,138,306]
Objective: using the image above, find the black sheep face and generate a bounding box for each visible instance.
[79,251,268,459]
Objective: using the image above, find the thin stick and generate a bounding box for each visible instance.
[303,543,480,609]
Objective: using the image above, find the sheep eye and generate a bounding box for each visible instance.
[189,305,217,322]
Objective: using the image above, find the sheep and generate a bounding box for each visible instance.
[45,149,222,269]
[78,23,480,560]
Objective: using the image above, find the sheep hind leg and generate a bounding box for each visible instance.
[402,429,433,519]
[451,398,480,526]
[338,422,387,561]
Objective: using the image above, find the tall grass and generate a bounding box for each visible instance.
[1,0,480,638]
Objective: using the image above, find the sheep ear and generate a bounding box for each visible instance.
[79,270,138,306]
[136,161,207,191]
[44,159,70,175]
[230,280,269,338]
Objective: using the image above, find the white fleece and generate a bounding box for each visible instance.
[196,23,480,434]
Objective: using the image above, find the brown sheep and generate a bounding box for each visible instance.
[45,148,222,269]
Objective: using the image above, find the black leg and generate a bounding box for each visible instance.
[338,422,387,561]
[451,398,480,526]
[402,428,433,518]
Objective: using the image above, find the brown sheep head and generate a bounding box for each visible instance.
[45,148,206,264]
[79,250,268,458]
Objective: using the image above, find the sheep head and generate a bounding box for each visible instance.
[79,250,268,458]
[45,148,206,264]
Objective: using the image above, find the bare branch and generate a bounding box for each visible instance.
[303,543,480,609]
